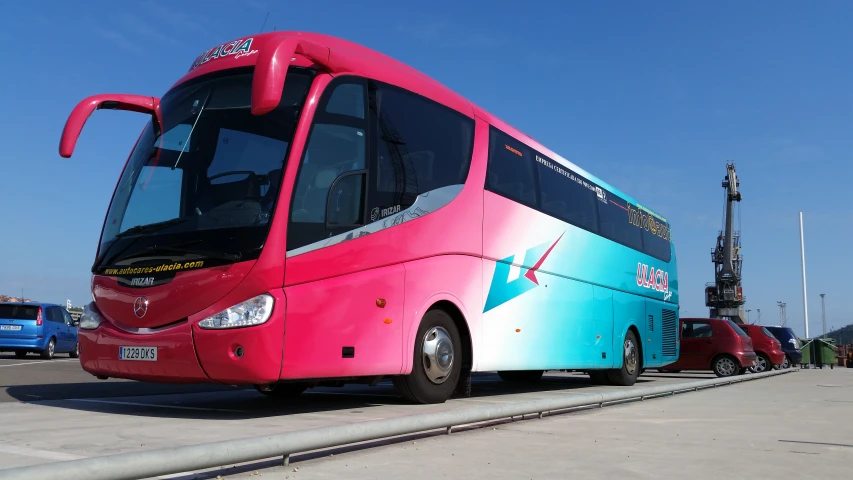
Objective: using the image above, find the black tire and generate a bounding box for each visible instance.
[40,338,55,360]
[606,330,641,386]
[497,370,544,383]
[712,354,739,377]
[749,353,770,373]
[782,355,791,369]
[256,383,308,399]
[393,309,462,404]
[14,351,27,359]
[69,342,79,359]
[588,371,610,385]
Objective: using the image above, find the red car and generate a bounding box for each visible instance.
[739,324,786,372]
[659,317,758,377]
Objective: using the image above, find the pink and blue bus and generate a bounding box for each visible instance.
[60,32,679,404]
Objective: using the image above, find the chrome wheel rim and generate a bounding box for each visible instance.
[783,357,790,369]
[753,356,767,373]
[717,357,736,376]
[624,338,638,375]
[422,326,454,384]
[48,340,54,357]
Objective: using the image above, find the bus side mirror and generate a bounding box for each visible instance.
[60,94,160,158]
[325,170,367,230]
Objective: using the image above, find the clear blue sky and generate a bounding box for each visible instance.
[1,0,851,337]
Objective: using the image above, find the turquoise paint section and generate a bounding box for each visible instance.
[644,300,663,368]
[483,239,556,313]
[611,291,645,370]
[593,286,614,368]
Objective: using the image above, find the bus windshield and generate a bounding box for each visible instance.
[94,68,315,272]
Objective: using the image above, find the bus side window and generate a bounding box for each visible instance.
[485,127,537,208]
[287,77,368,252]
[368,81,474,217]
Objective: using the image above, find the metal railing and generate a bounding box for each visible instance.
[0,369,793,480]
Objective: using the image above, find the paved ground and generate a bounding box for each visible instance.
[232,368,850,480]
[2,354,846,480]
[0,353,722,473]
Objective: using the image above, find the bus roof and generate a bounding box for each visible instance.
[178,31,667,224]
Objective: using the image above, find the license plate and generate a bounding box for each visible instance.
[119,346,157,361]
[0,325,22,331]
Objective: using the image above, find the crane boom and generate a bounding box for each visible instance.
[705,162,747,323]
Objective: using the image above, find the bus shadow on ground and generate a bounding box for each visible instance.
[4,372,656,421]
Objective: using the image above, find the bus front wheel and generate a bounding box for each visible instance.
[394,309,462,404]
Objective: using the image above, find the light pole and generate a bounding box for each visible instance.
[820,293,826,339]
[746,309,752,323]
[756,308,761,325]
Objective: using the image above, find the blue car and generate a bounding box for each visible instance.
[764,325,803,369]
[0,302,79,359]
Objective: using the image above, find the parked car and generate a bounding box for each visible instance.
[0,302,79,359]
[739,324,786,372]
[763,326,803,369]
[658,317,758,377]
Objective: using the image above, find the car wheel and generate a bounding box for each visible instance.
[606,330,641,386]
[70,342,79,359]
[749,354,769,373]
[40,338,55,360]
[393,309,462,404]
[498,370,544,383]
[782,356,791,369]
[712,355,738,377]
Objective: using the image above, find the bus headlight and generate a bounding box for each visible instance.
[198,294,274,329]
[79,302,104,330]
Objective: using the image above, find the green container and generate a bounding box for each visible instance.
[798,339,811,366]
[814,338,837,368]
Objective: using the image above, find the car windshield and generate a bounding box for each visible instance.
[94,68,315,272]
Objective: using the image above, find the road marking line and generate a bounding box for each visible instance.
[67,398,244,413]
[0,442,86,461]
[0,359,77,368]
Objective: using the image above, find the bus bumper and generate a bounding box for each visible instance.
[78,308,285,385]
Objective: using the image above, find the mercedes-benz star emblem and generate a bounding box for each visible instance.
[133,297,149,318]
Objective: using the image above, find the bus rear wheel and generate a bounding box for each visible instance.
[394,309,462,404]
[606,330,641,386]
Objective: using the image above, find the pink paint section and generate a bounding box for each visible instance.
[401,255,483,374]
[280,264,405,379]
[192,289,286,385]
[77,322,210,384]
[59,94,157,158]
[524,233,564,285]
[92,261,255,330]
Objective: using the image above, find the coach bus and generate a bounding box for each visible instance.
[60,32,679,404]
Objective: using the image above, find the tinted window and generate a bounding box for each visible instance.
[485,127,672,262]
[369,81,474,213]
[535,153,599,233]
[486,128,537,207]
[598,193,643,252]
[288,79,368,251]
[0,305,39,320]
[760,327,776,339]
[682,321,712,338]
[726,320,749,337]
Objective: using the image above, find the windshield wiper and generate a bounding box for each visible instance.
[114,217,188,239]
[96,218,190,268]
[140,244,242,262]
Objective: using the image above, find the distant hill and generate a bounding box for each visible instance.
[826,324,853,346]
[0,295,36,303]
